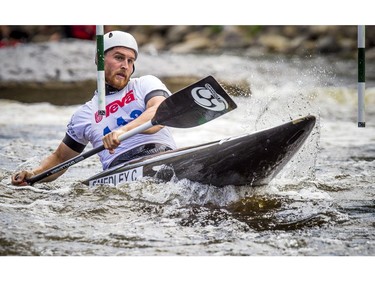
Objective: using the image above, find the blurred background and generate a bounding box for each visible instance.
[1,25,375,58]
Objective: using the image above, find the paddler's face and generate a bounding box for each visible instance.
[104,47,136,90]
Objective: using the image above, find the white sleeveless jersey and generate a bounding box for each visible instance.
[66,75,177,169]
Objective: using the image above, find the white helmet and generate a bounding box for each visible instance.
[104,31,138,60]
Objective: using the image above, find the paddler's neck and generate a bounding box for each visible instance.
[105,83,120,95]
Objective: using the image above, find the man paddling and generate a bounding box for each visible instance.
[11,30,177,186]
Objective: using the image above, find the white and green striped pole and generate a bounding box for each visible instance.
[358,25,365,127]
[96,25,106,116]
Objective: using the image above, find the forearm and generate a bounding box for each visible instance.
[102,96,167,154]
[31,152,69,182]
[12,142,79,186]
[121,106,163,134]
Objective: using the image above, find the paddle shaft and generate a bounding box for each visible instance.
[26,121,153,185]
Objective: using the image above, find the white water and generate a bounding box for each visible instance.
[0,40,374,279]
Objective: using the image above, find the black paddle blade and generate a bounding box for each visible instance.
[153,76,237,128]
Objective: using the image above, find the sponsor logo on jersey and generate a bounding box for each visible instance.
[95,90,136,123]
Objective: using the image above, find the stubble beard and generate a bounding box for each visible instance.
[106,71,130,90]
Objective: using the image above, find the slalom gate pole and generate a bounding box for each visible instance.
[358,25,365,127]
[96,25,106,116]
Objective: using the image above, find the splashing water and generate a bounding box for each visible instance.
[1,42,375,259]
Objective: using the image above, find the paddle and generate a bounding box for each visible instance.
[26,75,237,185]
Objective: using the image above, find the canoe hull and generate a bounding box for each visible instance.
[83,115,316,187]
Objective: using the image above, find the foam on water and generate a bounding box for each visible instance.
[1,41,375,256]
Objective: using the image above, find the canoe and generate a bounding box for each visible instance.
[83,115,316,187]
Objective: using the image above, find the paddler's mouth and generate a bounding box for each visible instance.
[116,72,126,79]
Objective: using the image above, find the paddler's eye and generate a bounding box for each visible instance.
[115,55,125,61]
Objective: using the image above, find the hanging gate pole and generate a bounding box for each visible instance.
[358,25,365,128]
[96,25,106,116]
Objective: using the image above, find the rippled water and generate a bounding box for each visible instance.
[1,41,374,275]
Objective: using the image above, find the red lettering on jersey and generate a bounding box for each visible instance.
[95,90,136,123]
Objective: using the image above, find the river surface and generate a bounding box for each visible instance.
[0,41,374,278]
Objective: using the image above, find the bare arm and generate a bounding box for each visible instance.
[11,142,80,186]
[102,95,166,154]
